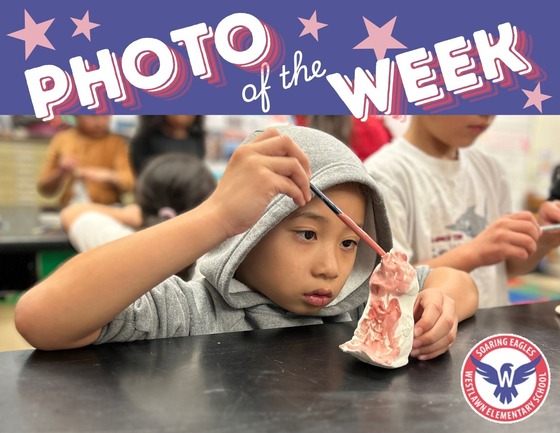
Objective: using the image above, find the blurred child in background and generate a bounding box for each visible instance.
[297,115,391,161]
[364,115,560,308]
[129,115,206,176]
[36,115,135,207]
[60,153,217,281]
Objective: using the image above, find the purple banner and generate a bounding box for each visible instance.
[1,1,558,119]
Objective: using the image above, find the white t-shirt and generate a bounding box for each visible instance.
[68,211,204,280]
[68,211,135,252]
[364,137,512,308]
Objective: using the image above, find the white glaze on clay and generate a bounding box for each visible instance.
[340,248,419,368]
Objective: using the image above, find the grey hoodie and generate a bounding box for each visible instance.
[96,125,429,344]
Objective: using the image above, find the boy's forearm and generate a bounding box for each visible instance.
[423,267,478,321]
[15,201,228,350]
[414,243,481,273]
[506,241,553,277]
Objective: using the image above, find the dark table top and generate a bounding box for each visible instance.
[1,301,560,433]
[0,206,71,252]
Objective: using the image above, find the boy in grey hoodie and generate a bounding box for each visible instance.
[16,126,478,361]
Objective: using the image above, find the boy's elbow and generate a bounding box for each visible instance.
[14,291,82,351]
[14,295,64,350]
[14,295,46,350]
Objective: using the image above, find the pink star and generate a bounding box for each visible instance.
[354,16,406,60]
[7,10,55,60]
[298,11,328,41]
[71,11,100,41]
[522,83,551,113]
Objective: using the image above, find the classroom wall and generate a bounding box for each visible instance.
[0,138,60,207]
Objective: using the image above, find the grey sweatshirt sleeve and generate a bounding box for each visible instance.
[95,276,195,344]
[416,265,430,290]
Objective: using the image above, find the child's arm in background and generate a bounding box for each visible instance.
[418,206,560,278]
[16,128,312,351]
[413,211,541,275]
[410,267,478,361]
[60,203,143,231]
[36,136,78,196]
[506,200,560,276]
[76,137,135,192]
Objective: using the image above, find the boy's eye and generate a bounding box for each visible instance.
[341,239,359,249]
[296,230,316,241]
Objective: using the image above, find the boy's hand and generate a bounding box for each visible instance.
[205,128,312,238]
[538,200,560,224]
[537,200,560,248]
[471,211,541,266]
[410,288,458,360]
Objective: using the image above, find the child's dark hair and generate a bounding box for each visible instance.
[307,115,353,146]
[135,153,217,280]
[135,115,205,141]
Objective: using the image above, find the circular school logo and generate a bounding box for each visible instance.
[461,334,549,423]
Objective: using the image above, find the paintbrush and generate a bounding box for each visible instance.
[309,182,386,257]
[541,223,560,232]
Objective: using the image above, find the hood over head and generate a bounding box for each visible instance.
[199,125,392,316]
